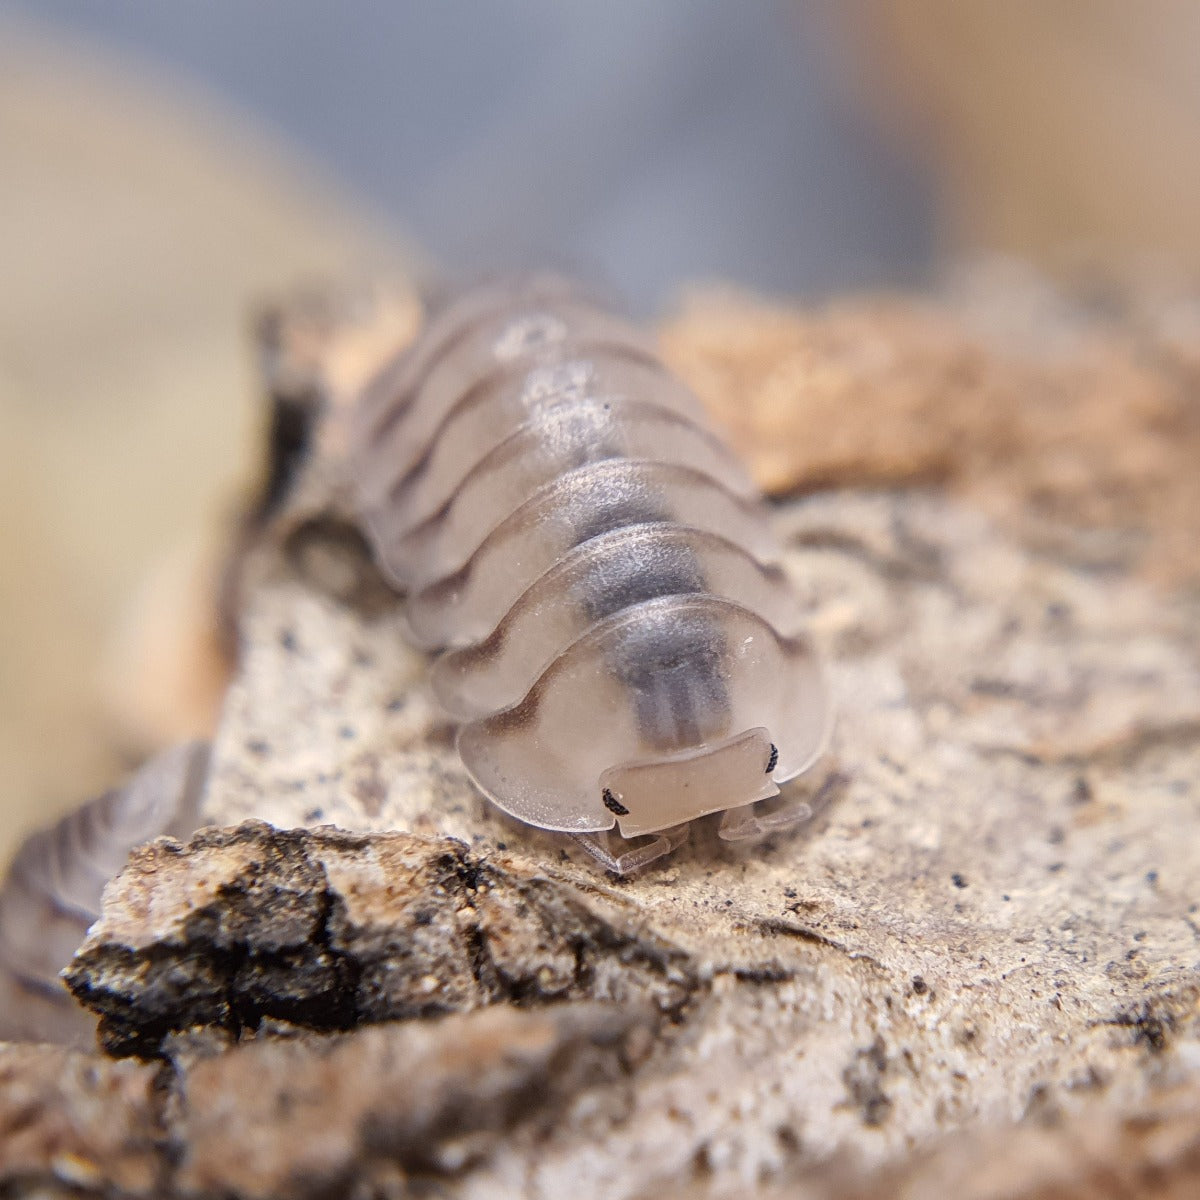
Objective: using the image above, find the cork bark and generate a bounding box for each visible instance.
[6,276,1200,1198]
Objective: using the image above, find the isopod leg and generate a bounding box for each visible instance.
[571,824,691,874]
[718,797,814,842]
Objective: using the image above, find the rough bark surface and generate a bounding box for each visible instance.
[5,279,1200,1198]
[65,822,694,1057]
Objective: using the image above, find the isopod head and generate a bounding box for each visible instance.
[456,596,829,836]
[598,727,779,838]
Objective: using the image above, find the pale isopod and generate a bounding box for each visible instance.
[351,276,831,872]
[0,741,209,1045]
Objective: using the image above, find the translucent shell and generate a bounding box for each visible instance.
[457,597,828,834]
[351,276,831,853]
[376,356,708,536]
[356,273,595,447]
[402,460,781,648]
[431,524,804,721]
[356,299,660,500]
[380,400,756,590]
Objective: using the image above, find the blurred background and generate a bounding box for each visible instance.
[4,1,1200,863]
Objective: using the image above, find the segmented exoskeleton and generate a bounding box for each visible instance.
[351,276,830,872]
[0,741,209,1045]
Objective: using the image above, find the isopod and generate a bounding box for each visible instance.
[351,276,831,872]
[0,741,209,1045]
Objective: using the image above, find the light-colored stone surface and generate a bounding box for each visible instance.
[802,1076,1200,1200]
[189,471,1200,1195]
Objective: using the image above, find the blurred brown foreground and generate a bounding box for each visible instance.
[0,21,399,864]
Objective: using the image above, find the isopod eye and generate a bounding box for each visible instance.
[601,788,630,817]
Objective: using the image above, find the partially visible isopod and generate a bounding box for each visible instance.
[0,740,209,1046]
[351,275,832,873]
